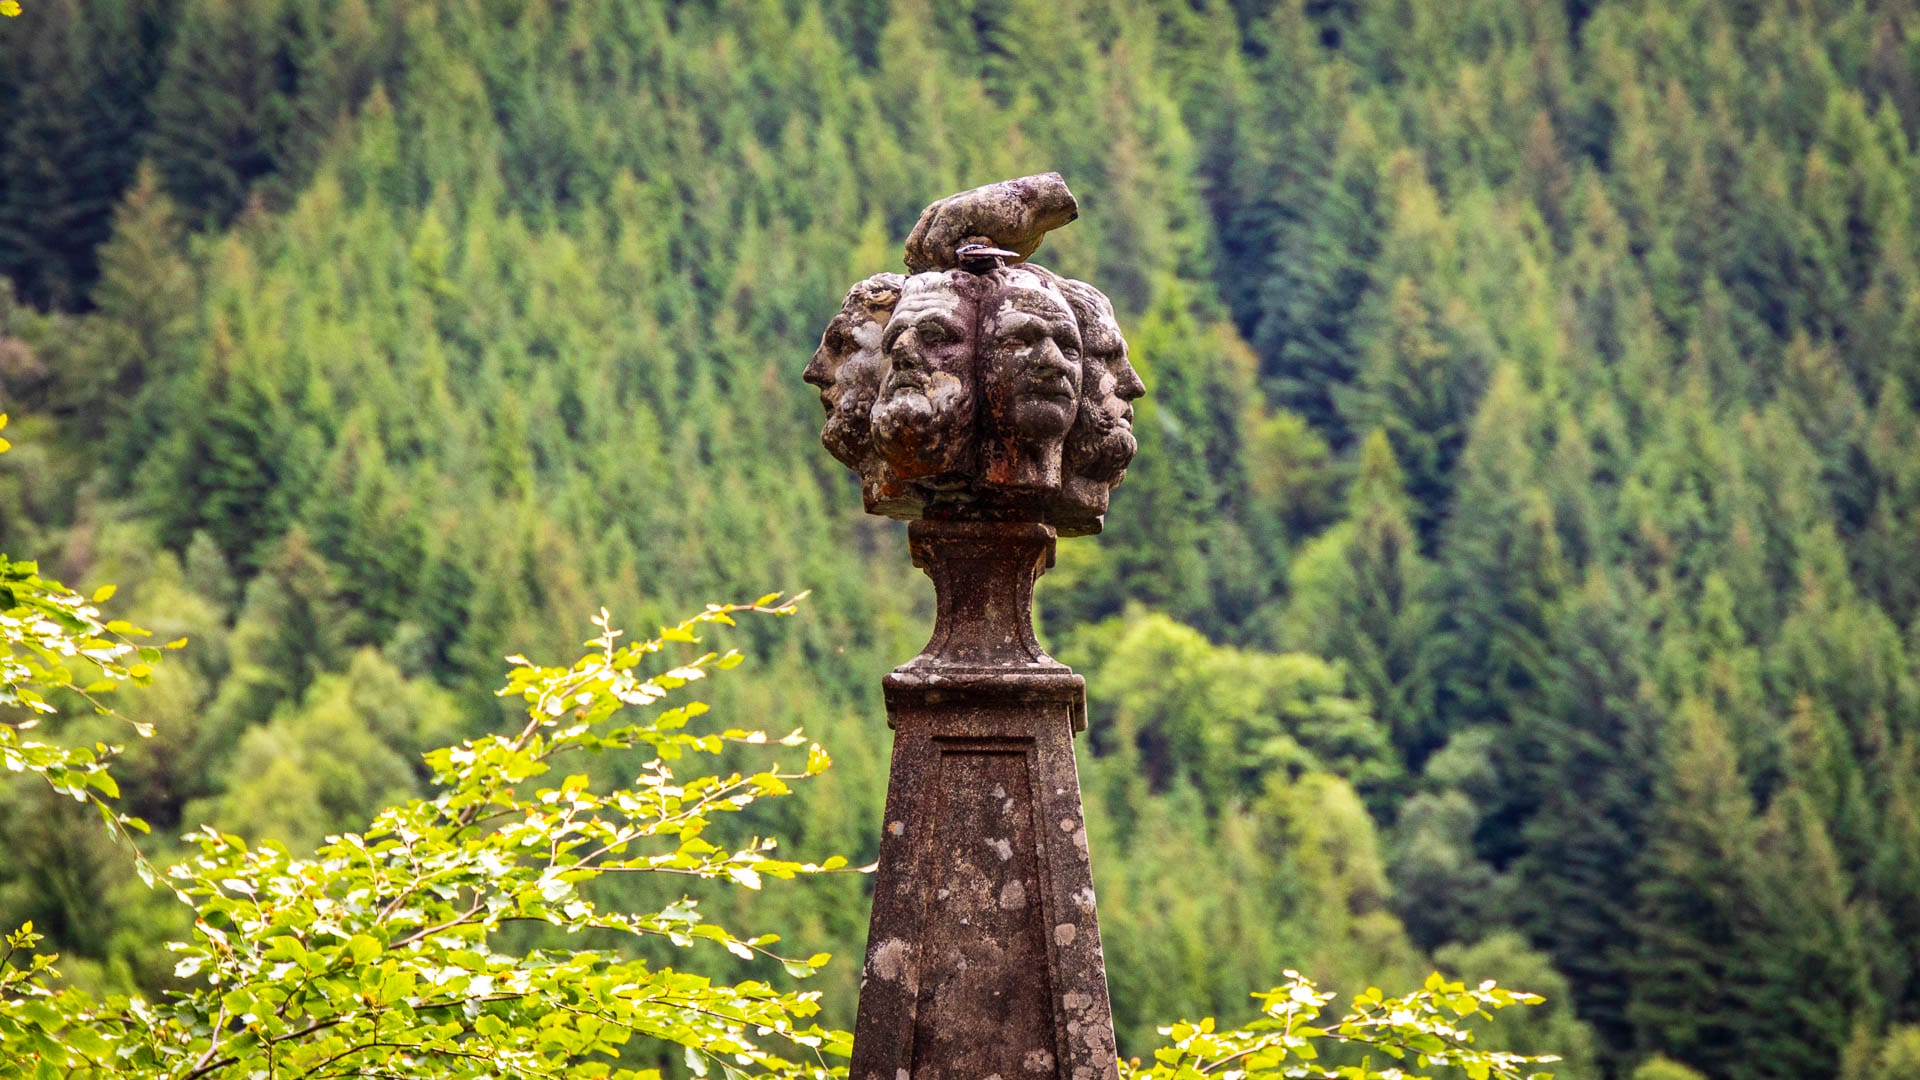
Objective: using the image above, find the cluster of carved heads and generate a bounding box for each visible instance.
[803,174,1144,536]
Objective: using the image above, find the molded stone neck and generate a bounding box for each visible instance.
[896,518,1066,674]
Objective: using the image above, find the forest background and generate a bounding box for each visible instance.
[2,0,1919,1077]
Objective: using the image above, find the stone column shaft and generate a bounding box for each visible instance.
[848,520,1118,1080]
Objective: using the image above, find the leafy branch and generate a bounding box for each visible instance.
[1122,970,1559,1080]
[3,595,852,1078]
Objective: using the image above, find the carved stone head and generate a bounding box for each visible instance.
[807,175,1142,534]
[1058,276,1142,484]
[1049,276,1145,535]
[980,265,1083,492]
[803,272,906,471]
[871,270,982,488]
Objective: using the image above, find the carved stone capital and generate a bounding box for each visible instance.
[805,175,1142,536]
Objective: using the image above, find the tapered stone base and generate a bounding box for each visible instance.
[848,521,1118,1080]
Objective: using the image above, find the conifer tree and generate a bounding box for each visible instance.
[303,418,427,648]
[144,0,287,225]
[1280,429,1435,762]
[1629,699,1769,1080]
[1510,570,1660,1066]
[55,162,195,476]
[1746,784,1879,1078]
[0,0,170,308]
[1424,367,1564,781]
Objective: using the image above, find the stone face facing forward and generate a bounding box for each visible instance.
[809,179,1133,1078]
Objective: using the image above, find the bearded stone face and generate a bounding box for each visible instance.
[872,271,982,485]
[1058,277,1143,485]
[803,273,905,471]
[979,266,1082,491]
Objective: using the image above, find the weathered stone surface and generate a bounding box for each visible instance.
[872,271,984,490]
[903,172,1080,274]
[804,272,906,474]
[1049,276,1144,536]
[804,175,1142,536]
[849,521,1117,1080]
[813,178,1130,1078]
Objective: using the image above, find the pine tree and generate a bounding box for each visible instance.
[1745,785,1879,1078]
[1857,380,1920,626]
[1628,699,1769,1080]
[303,418,428,648]
[0,0,170,308]
[1279,429,1436,763]
[54,162,196,475]
[1424,366,1564,778]
[144,0,288,225]
[1511,570,1660,1068]
[1870,738,1920,1020]
[147,331,318,570]
[1200,5,1384,444]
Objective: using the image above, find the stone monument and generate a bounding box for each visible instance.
[804,173,1143,1079]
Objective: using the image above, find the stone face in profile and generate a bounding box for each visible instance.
[803,272,906,472]
[1051,276,1146,535]
[806,174,1140,535]
[1058,277,1143,484]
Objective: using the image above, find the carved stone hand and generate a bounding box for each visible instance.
[902,172,1079,273]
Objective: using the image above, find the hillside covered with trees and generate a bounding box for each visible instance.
[3,0,1919,1076]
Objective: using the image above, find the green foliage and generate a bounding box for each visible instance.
[1849,1026,1920,1080]
[1,413,182,853]
[1067,609,1398,808]
[0,573,1554,1078]
[1122,970,1555,1080]
[2,599,857,1078]
[1633,1058,1707,1080]
[1434,934,1599,1079]
[1278,429,1434,763]
[0,0,169,308]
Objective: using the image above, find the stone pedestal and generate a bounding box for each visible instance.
[806,174,1137,1078]
[849,520,1118,1080]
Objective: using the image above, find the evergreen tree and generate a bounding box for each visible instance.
[1425,366,1565,781]
[144,0,287,225]
[1744,785,1878,1078]
[303,417,427,647]
[1629,699,1768,1080]
[1511,570,1660,1067]
[1279,429,1435,763]
[1341,161,1496,540]
[53,162,196,472]
[144,278,319,569]
[0,0,171,308]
